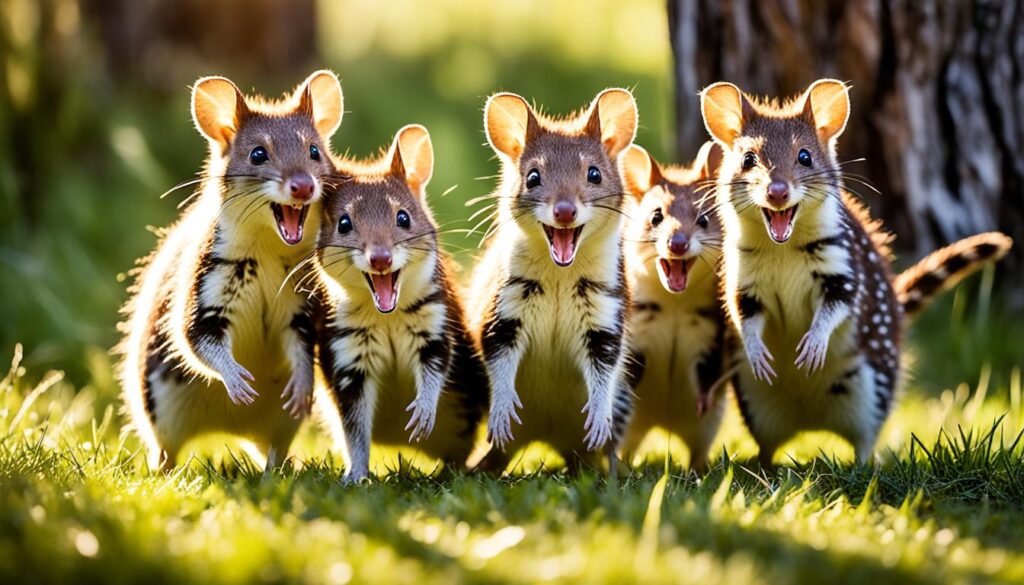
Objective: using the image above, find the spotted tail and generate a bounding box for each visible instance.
[894,232,1012,316]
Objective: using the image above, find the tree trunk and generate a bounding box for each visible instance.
[668,0,1024,281]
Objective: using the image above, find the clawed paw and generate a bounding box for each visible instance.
[281,374,313,419]
[404,399,437,442]
[223,365,258,405]
[581,401,613,451]
[487,396,522,451]
[795,329,830,373]
[745,340,776,384]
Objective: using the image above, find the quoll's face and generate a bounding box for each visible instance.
[728,115,835,244]
[318,177,435,313]
[516,132,624,267]
[225,114,336,246]
[636,180,720,293]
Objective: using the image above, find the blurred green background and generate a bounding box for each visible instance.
[0,0,1018,390]
[0,0,674,381]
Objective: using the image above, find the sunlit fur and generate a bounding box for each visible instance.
[620,144,727,473]
[117,72,342,470]
[313,126,488,481]
[705,80,1013,467]
[705,80,895,465]
[467,90,637,472]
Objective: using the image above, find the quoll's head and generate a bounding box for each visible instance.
[700,79,850,244]
[484,89,638,267]
[191,70,343,246]
[621,142,723,293]
[318,125,437,314]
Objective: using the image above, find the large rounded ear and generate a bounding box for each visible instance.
[700,82,749,147]
[296,69,344,138]
[693,140,724,180]
[391,124,433,195]
[619,145,662,201]
[191,76,247,150]
[585,88,638,158]
[484,93,539,160]
[802,79,850,143]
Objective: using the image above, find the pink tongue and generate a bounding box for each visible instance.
[279,206,303,244]
[665,259,689,292]
[550,229,576,264]
[769,209,793,241]
[370,273,397,312]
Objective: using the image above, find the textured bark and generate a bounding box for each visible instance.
[669,0,1024,279]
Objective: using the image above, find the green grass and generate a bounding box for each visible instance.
[2,330,1024,585]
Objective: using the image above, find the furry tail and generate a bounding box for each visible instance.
[894,232,1012,315]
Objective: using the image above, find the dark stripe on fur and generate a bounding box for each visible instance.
[814,272,856,306]
[585,328,621,372]
[481,316,521,358]
[187,306,229,345]
[737,293,762,318]
[404,289,445,314]
[508,276,544,300]
[803,235,844,255]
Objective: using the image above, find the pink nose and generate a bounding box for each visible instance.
[288,173,316,201]
[767,181,789,208]
[668,233,689,256]
[369,248,392,272]
[553,200,577,226]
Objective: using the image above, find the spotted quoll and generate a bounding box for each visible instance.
[313,125,489,482]
[118,71,344,470]
[618,141,729,473]
[468,89,638,474]
[700,79,1012,466]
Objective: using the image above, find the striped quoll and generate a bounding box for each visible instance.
[701,79,1012,466]
[468,89,638,473]
[313,125,489,482]
[118,71,344,470]
[618,141,729,473]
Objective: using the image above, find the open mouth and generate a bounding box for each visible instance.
[657,257,697,293]
[271,203,310,246]
[542,224,584,267]
[363,270,400,313]
[761,205,798,243]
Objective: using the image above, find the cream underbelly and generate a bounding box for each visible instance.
[149,365,298,444]
[514,343,589,451]
[737,322,866,428]
[630,308,716,426]
[351,342,471,460]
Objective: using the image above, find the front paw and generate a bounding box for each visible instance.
[745,339,776,384]
[222,364,258,405]
[404,398,437,442]
[581,401,613,451]
[281,373,313,419]
[795,328,830,372]
[487,396,522,451]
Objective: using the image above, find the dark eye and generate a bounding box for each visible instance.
[338,213,352,235]
[587,166,602,184]
[310,144,321,162]
[797,148,812,167]
[697,214,709,229]
[742,152,757,170]
[650,208,664,227]
[525,168,541,189]
[396,209,411,229]
[249,146,269,166]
